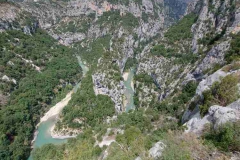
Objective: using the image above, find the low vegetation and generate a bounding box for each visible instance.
[204,121,240,152]
[150,44,175,57]
[76,35,111,65]
[165,13,197,43]
[134,73,154,87]
[96,10,139,31]
[154,81,198,118]
[225,32,240,63]
[200,75,239,116]
[115,109,152,132]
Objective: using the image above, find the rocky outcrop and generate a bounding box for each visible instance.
[149,141,166,159]
[191,0,235,54]
[1,75,17,84]
[92,73,124,112]
[183,68,240,132]
[0,3,39,33]
[185,102,240,134]
[193,40,231,75]
[51,124,81,139]
[209,105,239,128]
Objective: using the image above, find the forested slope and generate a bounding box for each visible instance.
[0,14,82,159]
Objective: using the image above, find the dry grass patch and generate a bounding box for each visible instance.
[161,131,229,160]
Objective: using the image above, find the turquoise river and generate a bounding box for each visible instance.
[28,56,135,159]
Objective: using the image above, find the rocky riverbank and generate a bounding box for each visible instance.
[51,124,80,139]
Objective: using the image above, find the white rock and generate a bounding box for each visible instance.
[196,70,227,96]
[227,99,240,111]
[7,61,14,66]
[149,141,166,159]
[142,0,153,14]
[184,111,212,134]
[185,101,240,134]
[135,156,142,160]
[2,75,10,81]
[212,106,237,128]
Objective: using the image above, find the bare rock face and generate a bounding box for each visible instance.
[193,40,231,75]
[195,70,227,96]
[92,73,124,112]
[228,99,240,111]
[184,109,212,134]
[209,105,239,128]
[0,3,38,32]
[191,0,233,54]
[0,3,20,22]
[149,141,166,159]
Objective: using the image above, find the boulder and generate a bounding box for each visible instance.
[185,101,240,134]
[227,99,240,111]
[149,141,166,159]
[184,111,212,134]
[135,156,142,160]
[209,105,238,128]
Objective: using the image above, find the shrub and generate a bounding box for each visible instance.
[135,74,154,87]
[200,75,239,116]
[150,44,176,58]
[124,58,137,72]
[116,109,152,132]
[154,81,198,117]
[203,121,240,152]
[108,126,150,160]
[165,14,197,43]
[225,32,240,63]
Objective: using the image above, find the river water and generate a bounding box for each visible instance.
[28,56,88,159]
[124,69,135,112]
[28,57,134,159]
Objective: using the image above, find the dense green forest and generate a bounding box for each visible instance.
[0,29,82,159]
[56,73,115,130]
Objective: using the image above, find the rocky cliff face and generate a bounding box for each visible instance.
[182,0,240,134]
[0,3,39,33]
